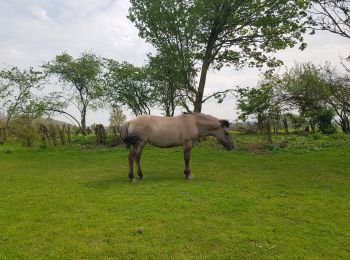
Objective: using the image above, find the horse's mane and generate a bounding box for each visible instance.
[186,113,229,127]
[188,113,218,121]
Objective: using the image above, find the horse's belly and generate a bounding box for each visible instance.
[147,132,184,148]
[148,138,183,148]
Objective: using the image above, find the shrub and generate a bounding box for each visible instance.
[316,108,336,134]
[312,133,322,140]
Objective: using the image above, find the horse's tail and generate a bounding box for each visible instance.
[118,122,140,147]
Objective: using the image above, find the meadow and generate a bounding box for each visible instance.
[0,133,350,259]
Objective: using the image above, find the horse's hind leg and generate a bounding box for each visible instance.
[128,147,135,181]
[135,142,145,179]
[183,141,194,180]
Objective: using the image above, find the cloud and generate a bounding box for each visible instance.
[0,0,152,68]
[29,5,48,20]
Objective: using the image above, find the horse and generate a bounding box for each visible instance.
[119,113,234,181]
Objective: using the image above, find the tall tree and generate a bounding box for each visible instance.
[44,52,105,135]
[129,0,311,112]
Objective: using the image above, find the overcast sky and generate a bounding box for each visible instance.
[1,0,349,125]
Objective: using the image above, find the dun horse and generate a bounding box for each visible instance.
[119,113,234,181]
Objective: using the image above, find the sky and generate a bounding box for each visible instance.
[0,0,349,125]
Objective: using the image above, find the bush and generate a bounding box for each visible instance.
[312,133,322,140]
[316,108,336,135]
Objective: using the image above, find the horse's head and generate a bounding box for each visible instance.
[212,119,234,150]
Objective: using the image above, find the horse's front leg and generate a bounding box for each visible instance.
[183,141,194,180]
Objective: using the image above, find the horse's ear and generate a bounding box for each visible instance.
[219,119,229,128]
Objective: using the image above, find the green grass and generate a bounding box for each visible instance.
[0,141,350,258]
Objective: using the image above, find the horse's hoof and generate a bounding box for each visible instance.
[186,175,195,180]
[130,178,137,183]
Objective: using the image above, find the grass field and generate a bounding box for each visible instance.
[1,135,350,258]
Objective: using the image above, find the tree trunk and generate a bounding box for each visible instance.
[257,114,263,133]
[265,122,273,144]
[66,125,71,142]
[81,117,87,136]
[0,128,6,145]
[81,107,87,136]
[165,106,171,117]
[341,116,350,134]
[194,59,210,113]
[310,120,315,133]
[282,117,289,134]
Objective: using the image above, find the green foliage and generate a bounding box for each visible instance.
[312,132,322,140]
[104,60,154,116]
[315,107,337,134]
[45,52,104,100]
[0,67,46,124]
[44,52,106,135]
[129,0,311,112]
[274,62,350,134]
[148,52,196,115]
[130,0,310,68]
[285,113,306,132]
[322,63,350,134]
[279,62,331,118]
[109,105,126,128]
[236,80,281,143]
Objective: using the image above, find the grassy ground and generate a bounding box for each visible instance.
[0,135,350,258]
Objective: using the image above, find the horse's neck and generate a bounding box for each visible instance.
[195,117,217,138]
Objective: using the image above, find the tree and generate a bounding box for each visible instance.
[310,0,350,39]
[308,0,350,132]
[147,52,194,116]
[0,67,46,143]
[109,104,126,129]
[44,52,105,135]
[104,60,154,116]
[109,105,126,146]
[322,64,350,133]
[278,63,331,132]
[236,81,281,144]
[129,0,311,112]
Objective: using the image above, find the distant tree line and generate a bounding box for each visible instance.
[0,0,349,146]
[236,61,350,143]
